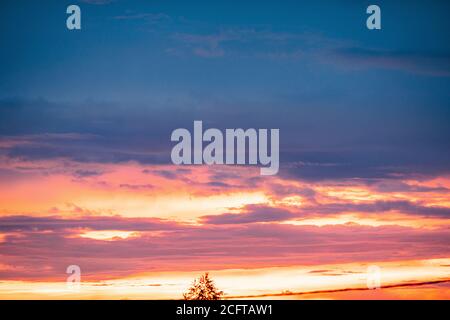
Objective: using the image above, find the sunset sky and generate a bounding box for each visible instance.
[0,0,449,299]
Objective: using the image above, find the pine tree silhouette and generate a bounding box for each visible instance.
[183,272,224,300]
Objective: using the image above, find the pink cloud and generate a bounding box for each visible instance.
[1,215,449,281]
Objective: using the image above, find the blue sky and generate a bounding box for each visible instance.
[0,0,449,181]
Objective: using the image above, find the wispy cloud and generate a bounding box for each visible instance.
[113,12,171,24]
[326,47,450,77]
[168,26,450,77]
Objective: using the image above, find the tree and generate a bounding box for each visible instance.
[183,272,224,300]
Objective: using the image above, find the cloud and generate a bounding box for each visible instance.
[301,200,450,218]
[170,29,327,59]
[0,215,449,280]
[280,150,450,182]
[201,205,295,224]
[267,184,317,202]
[170,28,450,77]
[1,89,449,182]
[228,279,450,299]
[327,47,450,77]
[370,180,450,194]
[113,12,171,24]
[74,169,103,178]
[149,168,192,180]
[0,215,178,233]
[119,183,154,190]
[200,200,450,225]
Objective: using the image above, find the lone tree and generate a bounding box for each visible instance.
[183,272,224,300]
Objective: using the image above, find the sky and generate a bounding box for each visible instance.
[0,0,449,299]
